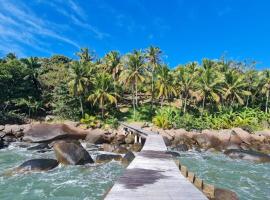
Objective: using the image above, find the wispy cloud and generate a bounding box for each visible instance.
[40,0,109,40]
[0,0,109,57]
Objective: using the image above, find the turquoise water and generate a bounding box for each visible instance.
[178,150,270,200]
[0,143,124,200]
[1,144,270,200]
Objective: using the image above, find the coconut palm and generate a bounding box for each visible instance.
[156,65,177,107]
[120,50,146,116]
[21,57,42,92]
[103,51,122,101]
[76,48,95,63]
[88,73,117,118]
[146,46,162,109]
[68,61,89,117]
[260,70,270,113]
[195,60,224,111]
[223,69,251,106]
[174,62,198,113]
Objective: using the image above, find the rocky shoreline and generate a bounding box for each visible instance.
[1,121,270,173]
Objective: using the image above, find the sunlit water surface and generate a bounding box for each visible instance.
[177,150,270,200]
[1,143,270,200]
[0,143,124,200]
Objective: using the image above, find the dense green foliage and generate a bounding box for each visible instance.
[1,48,270,130]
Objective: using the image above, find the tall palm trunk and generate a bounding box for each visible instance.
[113,77,118,108]
[79,96,84,117]
[201,96,206,116]
[161,96,164,107]
[183,96,188,113]
[266,90,269,113]
[101,98,104,119]
[135,76,138,106]
[151,70,154,109]
[132,82,136,118]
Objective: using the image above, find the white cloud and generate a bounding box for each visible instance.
[0,0,109,57]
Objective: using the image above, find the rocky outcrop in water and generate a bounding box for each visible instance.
[16,159,59,172]
[95,154,122,163]
[85,129,112,144]
[121,151,135,165]
[53,140,94,165]
[148,127,270,155]
[23,124,88,143]
[214,188,239,200]
[224,149,270,163]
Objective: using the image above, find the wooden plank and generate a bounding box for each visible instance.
[105,133,208,200]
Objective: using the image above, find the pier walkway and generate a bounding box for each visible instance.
[104,124,208,200]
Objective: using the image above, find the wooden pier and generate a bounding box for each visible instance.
[104,124,208,200]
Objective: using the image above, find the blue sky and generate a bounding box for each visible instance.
[0,0,269,69]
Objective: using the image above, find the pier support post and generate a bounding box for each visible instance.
[134,134,138,143]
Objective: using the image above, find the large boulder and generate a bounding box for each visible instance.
[121,151,135,165]
[224,149,270,163]
[3,124,30,138]
[53,140,94,165]
[85,129,112,144]
[129,143,143,152]
[196,131,222,150]
[174,144,189,151]
[23,124,87,143]
[27,143,50,151]
[255,130,270,140]
[16,159,58,172]
[124,134,135,144]
[95,154,122,163]
[232,128,252,144]
[216,129,232,145]
[113,146,129,154]
[214,188,239,200]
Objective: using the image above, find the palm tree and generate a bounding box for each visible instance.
[195,59,224,112]
[174,62,198,113]
[120,50,146,116]
[21,57,42,92]
[146,46,162,109]
[103,51,122,103]
[156,65,177,107]
[76,48,95,63]
[260,70,270,113]
[88,73,117,118]
[68,61,89,117]
[223,69,251,106]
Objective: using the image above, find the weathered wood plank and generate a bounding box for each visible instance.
[105,130,208,200]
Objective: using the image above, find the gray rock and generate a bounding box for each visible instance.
[122,151,135,165]
[85,129,110,144]
[23,124,87,143]
[16,159,58,172]
[53,140,94,165]
[27,143,50,151]
[174,144,189,151]
[214,188,239,200]
[224,149,270,163]
[95,154,122,163]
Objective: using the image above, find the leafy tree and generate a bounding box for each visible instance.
[260,70,270,113]
[195,59,224,112]
[88,73,117,118]
[223,69,251,106]
[156,65,176,107]
[120,50,146,116]
[68,61,89,117]
[146,46,162,109]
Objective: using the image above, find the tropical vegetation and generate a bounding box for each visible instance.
[1,48,270,131]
